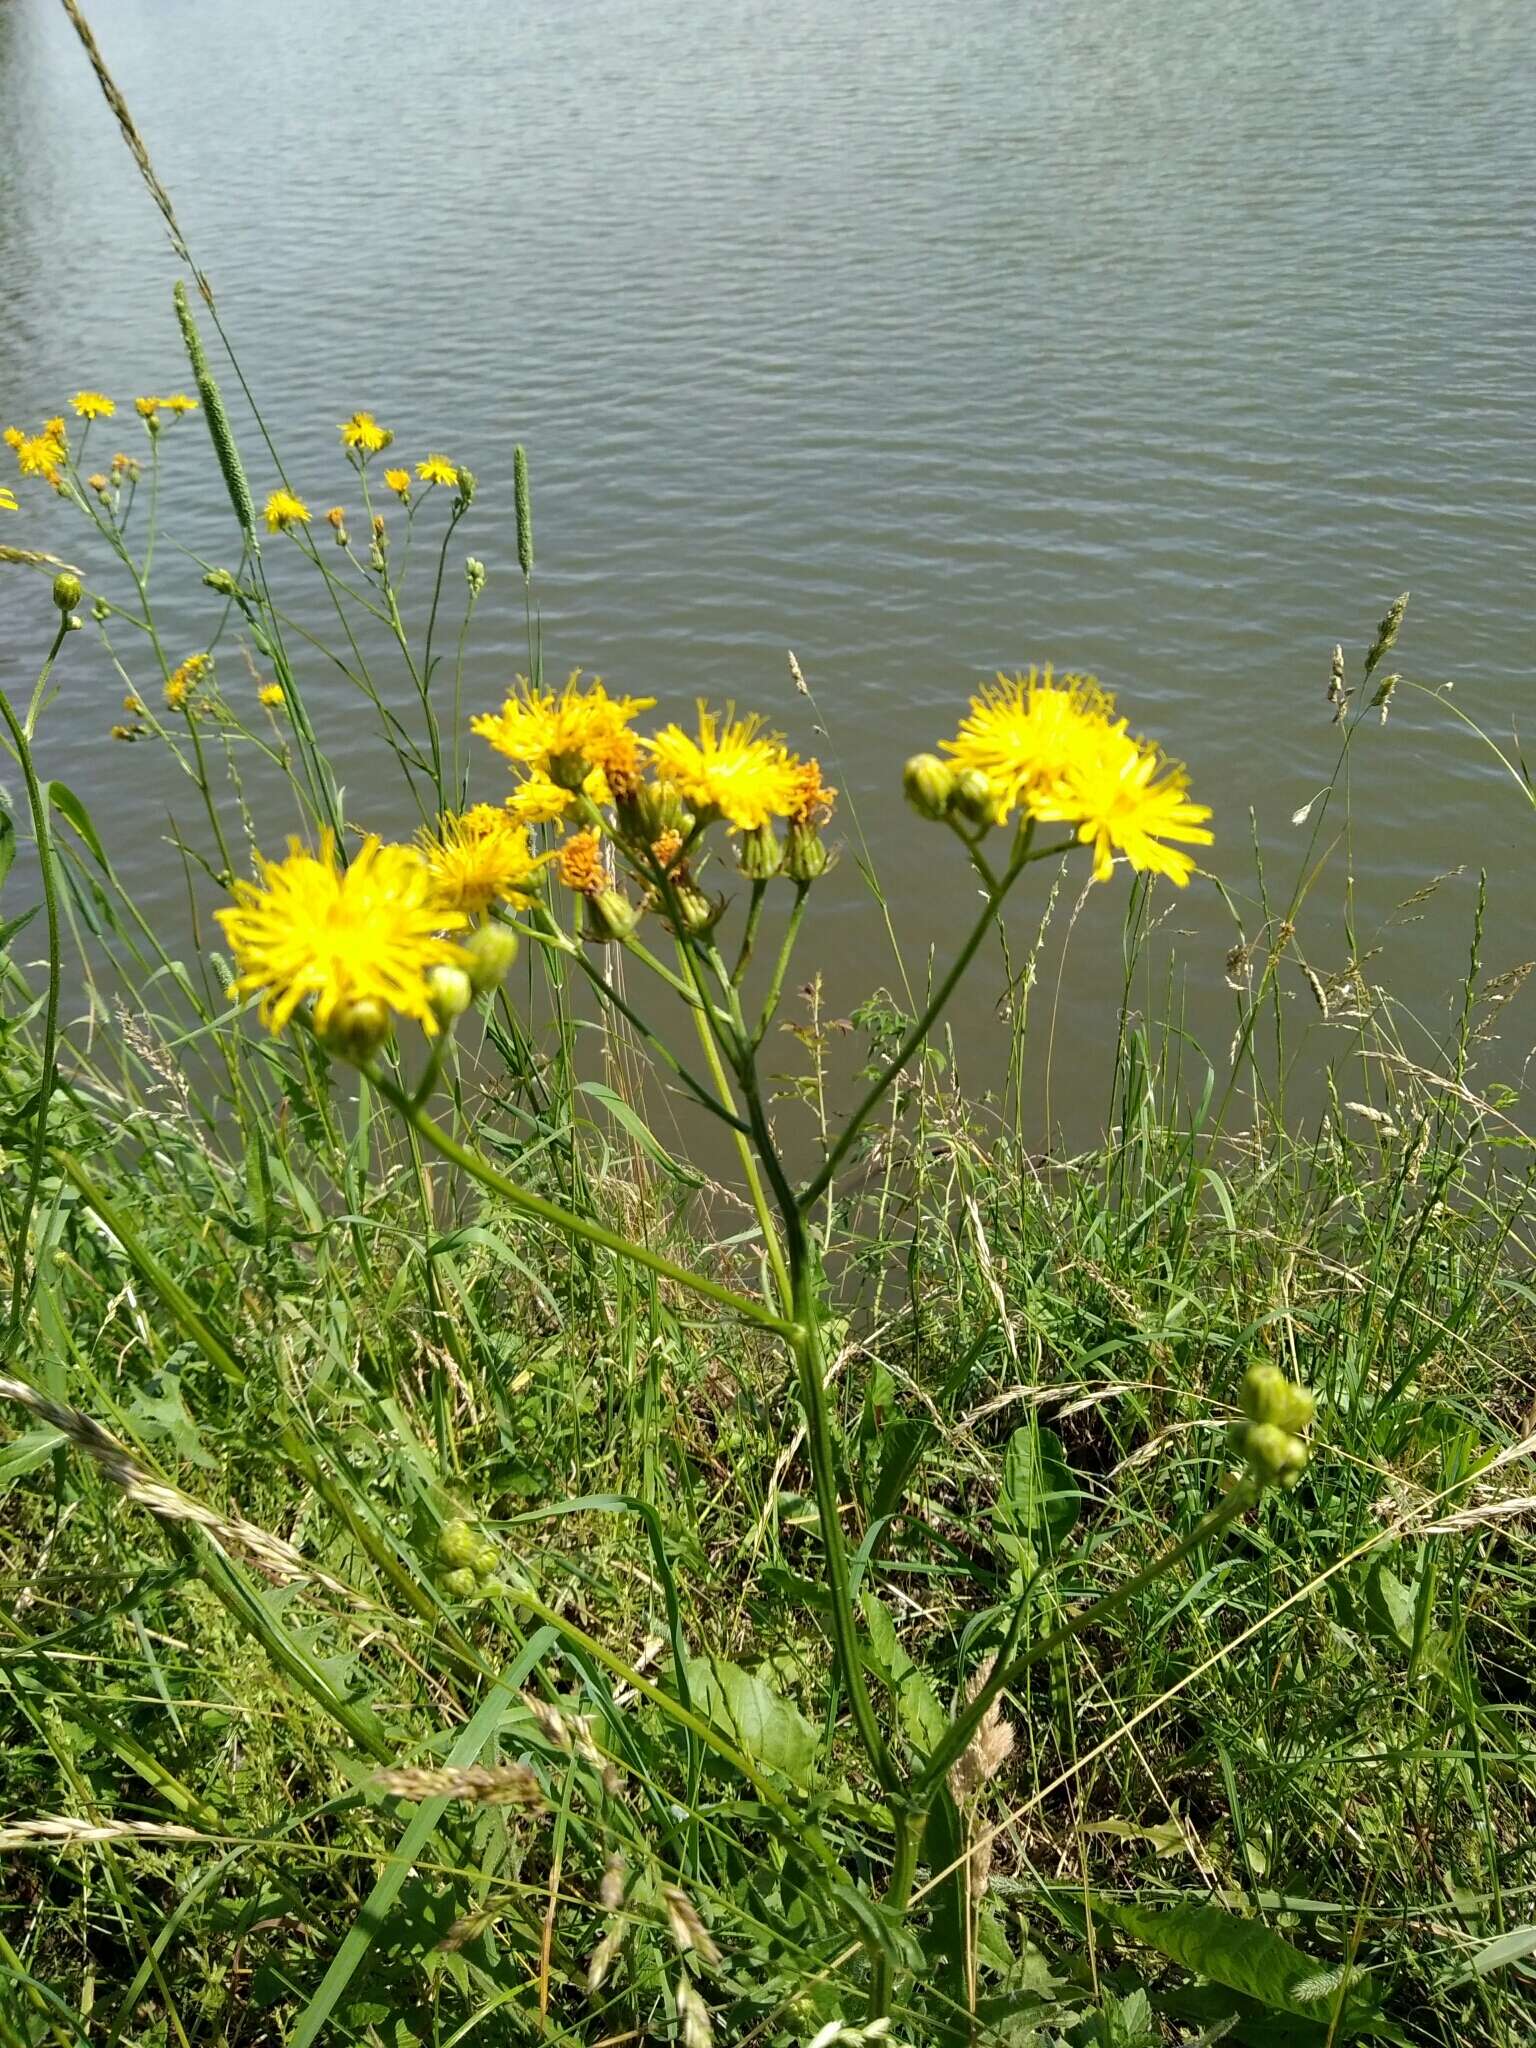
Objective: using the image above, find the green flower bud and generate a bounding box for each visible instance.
[737,822,782,880]
[670,884,723,935]
[782,820,830,883]
[368,543,386,573]
[91,596,110,623]
[904,753,955,822]
[426,963,474,1026]
[437,1518,479,1569]
[1240,1420,1310,1489]
[465,555,486,597]
[585,887,640,942]
[323,996,392,1064]
[468,1537,500,1579]
[52,571,83,613]
[441,1566,477,1599]
[1238,1363,1316,1435]
[548,747,592,793]
[952,768,1000,828]
[452,466,477,509]
[615,779,686,846]
[464,922,519,994]
[203,567,240,597]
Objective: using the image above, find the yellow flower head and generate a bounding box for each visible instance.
[419,805,549,915]
[326,505,347,530]
[416,454,459,487]
[383,466,412,500]
[788,757,836,827]
[265,488,311,532]
[217,831,468,1038]
[557,829,607,897]
[472,671,654,790]
[71,391,115,420]
[258,683,286,709]
[339,411,392,454]
[134,396,160,418]
[14,432,64,481]
[165,652,212,711]
[505,772,578,828]
[2,428,23,449]
[942,668,1123,825]
[646,705,801,831]
[160,393,199,414]
[1032,726,1214,887]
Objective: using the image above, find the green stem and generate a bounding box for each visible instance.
[688,990,792,1310]
[366,1068,799,1338]
[752,883,811,1047]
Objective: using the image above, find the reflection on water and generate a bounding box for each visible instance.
[2,0,1534,1131]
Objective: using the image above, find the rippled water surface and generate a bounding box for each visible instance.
[2,0,1534,1116]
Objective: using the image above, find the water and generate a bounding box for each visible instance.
[3,0,1535,1130]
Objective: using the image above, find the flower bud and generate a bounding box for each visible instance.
[368,544,386,573]
[951,768,999,828]
[453,466,477,509]
[426,963,474,1025]
[464,922,519,994]
[547,748,593,793]
[468,1537,500,1579]
[615,778,686,846]
[441,1566,477,1599]
[92,597,110,622]
[1238,1420,1310,1490]
[1238,1362,1316,1435]
[783,820,830,883]
[465,555,486,597]
[52,571,83,613]
[672,884,724,935]
[585,887,640,942]
[904,753,955,821]
[437,1518,479,1570]
[323,996,392,1064]
[737,822,782,881]
[203,567,240,597]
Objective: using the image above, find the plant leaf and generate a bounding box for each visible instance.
[1092,1898,1377,2031]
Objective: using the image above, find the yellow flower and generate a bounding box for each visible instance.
[0,485,15,513]
[419,805,549,915]
[43,418,66,441]
[788,757,836,826]
[14,432,64,481]
[942,668,1123,825]
[339,411,393,454]
[160,394,198,414]
[134,396,161,418]
[265,488,311,532]
[416,454,459,487]
[123,693,145,713]
[3,427,23,449]
[646,705,801,831]
[505,773,577,827]
[383,467,412,499]
[1033,727,1214,887]
[258,684,286,709]
[557,829,607,896]
[472,672,653,790]
[165,652,212,710]
[71,391,115,419]
[217,831,468,1038]
[326,505,347,529]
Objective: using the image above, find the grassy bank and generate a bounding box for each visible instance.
[4,17,1536,2045]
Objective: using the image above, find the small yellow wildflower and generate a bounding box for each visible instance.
[416,454,459,488]
[122,693,145,714]
[2,428,23,449]
[44,417,66,441]
[160,393,198,414]
[472,672,654,790]
[339,411,392,454]
[134,396,160,418]
[383,467,412,500]
[265,488,311,532]
[1032,726,1214,887]
[788,757,836,826]
[505,773,577,827]
[165,652,211,710]
[420,806,549,915]
[646,706,801,831]
[14,432,64,481]
[557,830,607,896]
[87,471,110,494]
[71,391,115,419]
[259,684,286,709]
[326,505,347,529]
[941,668,1122,825]
[218,831,469,1039]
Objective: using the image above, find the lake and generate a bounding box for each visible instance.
[3,0,1534,1134]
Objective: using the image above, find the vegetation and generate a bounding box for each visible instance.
[2,15,1535,2048]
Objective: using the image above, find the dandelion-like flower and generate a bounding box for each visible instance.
[339,411,392,454]
[134,396,160,419]
[217,831,468,1039]
[1034,727,1213,886]
[472,672,653,790]
[788,757,836,826]
[12,431,65,483]
[164,652,212,711]
[646,706,801,831]
[383,466,412,500]
[258,683,285,709]
[160,393,198,415]
[942,669,1122,824]
[417,454,459,487]
[557,829,607,896]
[265,488,311,532]
[71,391,115,419]
[505,772,579,827]
[420,805,549,915]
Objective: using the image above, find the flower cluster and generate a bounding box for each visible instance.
[905,666,1212,886]
[1230,1363,1316,1489]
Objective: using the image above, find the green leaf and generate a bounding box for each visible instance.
[1457,1921,1536,1982]
[0,802,14,892]
[1092,1899,1377,2031]
[575,1081,705,1186]
[862,1592,947,1751]
[682,1655,819,1785]
[1363,1559,1418,1651]
[997,1424,1080,1555]
[43,781,110,869]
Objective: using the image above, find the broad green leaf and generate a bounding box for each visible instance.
[997,1423,1080,1554]
[682,1655,819,1785]
[1092,1898,1377,2031]
[1458,1921,1536,1981]
[862,1592,947,1752]
[1363,1559,1417,1650]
